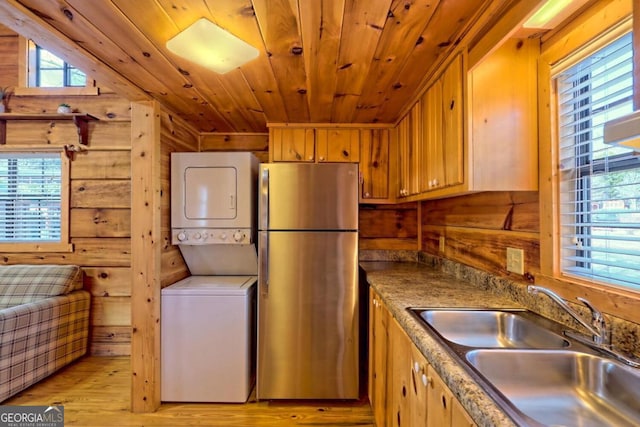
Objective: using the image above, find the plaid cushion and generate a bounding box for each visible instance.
[0,291,90,402]
[0,265,82,309]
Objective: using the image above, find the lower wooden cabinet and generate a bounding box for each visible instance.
[369,288,476,427]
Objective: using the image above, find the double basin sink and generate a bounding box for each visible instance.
[409,308,640,426]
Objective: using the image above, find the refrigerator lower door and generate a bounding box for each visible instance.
[257,230,358,399]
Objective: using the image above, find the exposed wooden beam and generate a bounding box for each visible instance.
[130,101,162,413]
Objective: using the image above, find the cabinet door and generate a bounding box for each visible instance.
[360,129,390,201]
[421,80,445,191]
[270,127,315,162]
[441,53,463,187]
[452,398,477,427]
[369,289,389,427]
[397,109,421,198]
[388,317,414,427]
[469,39,538,190]
[409,342,430,426]
[427,365,453,427]
[316,128,360,162]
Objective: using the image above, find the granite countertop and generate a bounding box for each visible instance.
[360,261,522,427]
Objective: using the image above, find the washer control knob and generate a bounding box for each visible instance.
[233,231,245,242]
[177,231,187,241]
[220,233,227,241]
[193,232,202,240]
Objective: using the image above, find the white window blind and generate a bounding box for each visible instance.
[556,32,640,290]
[0,153,62,242]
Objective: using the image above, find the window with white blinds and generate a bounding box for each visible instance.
[556,31,640,290]
[0,153,62,242]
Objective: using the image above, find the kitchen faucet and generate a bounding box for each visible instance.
[527,285,640,368]
[527,285,608,345]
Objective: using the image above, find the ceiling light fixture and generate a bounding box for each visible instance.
[523,0,573,29]
[166,18,259,74]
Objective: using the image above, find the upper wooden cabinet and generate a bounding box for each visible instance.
[397,54,464,199]
[395,37,538,201]
[270,127,316,162]
[315,128,360,162]
[467,38,538,192]
[269,125,394,204]
[360,129,392,203]
[269,126,360,163]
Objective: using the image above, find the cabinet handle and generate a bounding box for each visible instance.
[422,374,430,387]
[413,361,420,373]
[319,156,325,161]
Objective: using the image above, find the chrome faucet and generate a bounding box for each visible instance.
[527,285,609,345]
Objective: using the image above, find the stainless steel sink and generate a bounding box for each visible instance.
[466,349,640,427]
[410,308,569,348]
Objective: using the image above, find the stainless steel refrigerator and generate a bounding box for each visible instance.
[257,162,359,399]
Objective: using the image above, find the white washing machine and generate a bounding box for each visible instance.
[161,275,256,402]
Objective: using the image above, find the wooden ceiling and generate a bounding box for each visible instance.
[0,0,514,133]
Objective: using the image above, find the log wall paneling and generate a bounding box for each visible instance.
[421,192,540,278]
[159,107,197,288]
[359,203,419,250]
[130,101,162,413]
[200,132,269,163]
[0,86,133,357]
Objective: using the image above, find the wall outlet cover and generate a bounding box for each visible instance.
[506,247,524,275]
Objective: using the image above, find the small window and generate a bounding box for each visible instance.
[555,32,640,290]
[0,152,71,252]
[28,41,86,88]
[15,38,97,96]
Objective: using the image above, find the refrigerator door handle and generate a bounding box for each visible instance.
[259,231,268,296]
[260,167,269,230]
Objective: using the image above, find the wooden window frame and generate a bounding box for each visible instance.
[0,150,72,253]
[14,37,98,96]
[537,0,640,323]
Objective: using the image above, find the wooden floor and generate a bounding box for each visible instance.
[4,356,374,427]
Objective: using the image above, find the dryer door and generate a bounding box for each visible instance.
[184,166,237,220]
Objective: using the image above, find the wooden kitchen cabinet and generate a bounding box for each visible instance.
[270,126,315,162]
[315,128,360,162]
[360,128,392,202]
[269,125,360,163]
[396,107,421,198]
[466,37,538,192]
[395,37,537,201]
[398,53,463,199]
[369,289,390,427]
[369,288,477,427]
[452,398,477,427]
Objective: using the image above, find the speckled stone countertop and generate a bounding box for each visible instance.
[360,261,522,427]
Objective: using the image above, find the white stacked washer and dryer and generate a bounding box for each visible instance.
[161,152,258,403]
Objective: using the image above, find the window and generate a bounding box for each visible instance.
[555,32,640,290]
[0,153,71,252]
[15,38,97,96]
[32,43,86,88]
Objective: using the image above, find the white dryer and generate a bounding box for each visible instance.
[161,275,256,402]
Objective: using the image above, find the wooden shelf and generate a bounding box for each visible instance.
[0,113,99,146]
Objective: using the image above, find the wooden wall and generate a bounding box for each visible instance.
[359,202,419,250]
[421,192,540,279]
[0,92,133,356]
[159,110,198,288]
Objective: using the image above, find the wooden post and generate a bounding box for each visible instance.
[130,101,161,413]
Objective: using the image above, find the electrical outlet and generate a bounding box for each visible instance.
[439,236,445,253]
[506,247,524,275]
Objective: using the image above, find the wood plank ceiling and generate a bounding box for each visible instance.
[0,0,506,133]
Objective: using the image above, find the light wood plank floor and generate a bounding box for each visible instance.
[4,356,374,427]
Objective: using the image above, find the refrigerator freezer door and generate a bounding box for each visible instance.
[257,230,358,399]
[259,163,359,231]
